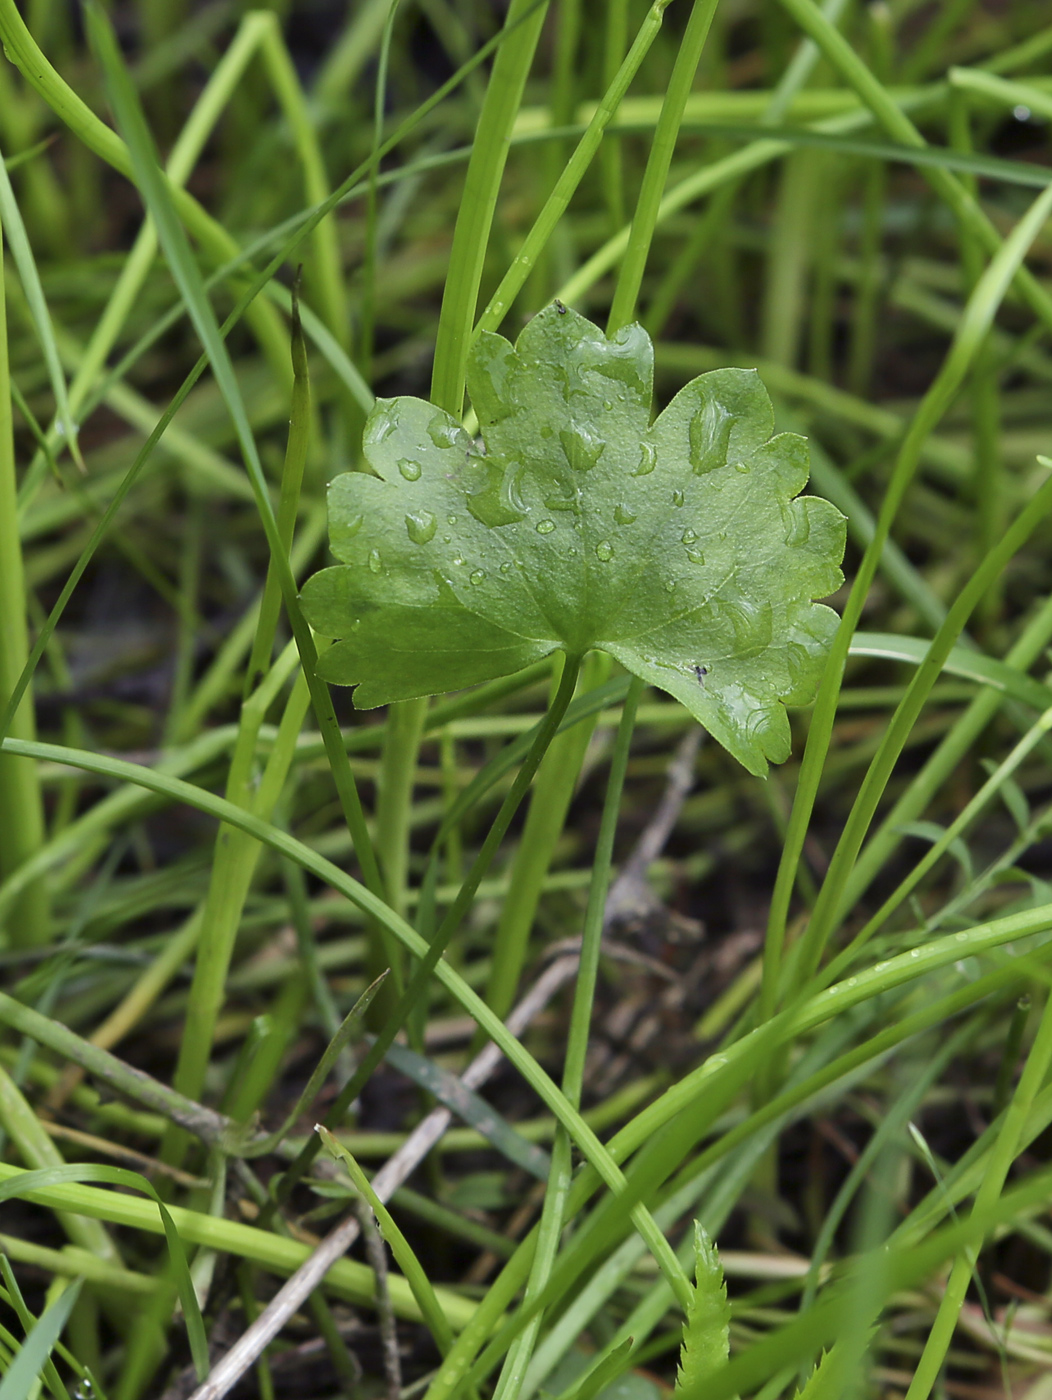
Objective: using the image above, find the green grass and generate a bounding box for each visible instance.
[2,2,1052,1399]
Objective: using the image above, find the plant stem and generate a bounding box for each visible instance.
[0,214,48,947]
[270,654,585,1207]
[607,0,720,332]
[904,985,1052,1400]
[430,0,550,418]
[490,677,654,1400]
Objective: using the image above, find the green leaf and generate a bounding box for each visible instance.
[302,304,845,775]
[791,1350,830,1399]
[0,1278,82,1400]
[674,1223,732,1398]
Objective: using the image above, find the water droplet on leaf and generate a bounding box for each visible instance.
[470,569,486,585]
[686,548,705,564]
[427,413,461,449]
[689,396,733,474]
[682,528,697,545]
[368,549,383,574]
[632,441,657,476]
[595,540,614,561]
[711,591,772,658]
[365,401,399,444]
[672,489,685,507]
[559,424,605,472]
[544,488,578,513]
[341,513,364,539]
[614,503,636,525]
[784,504,811,547]
[405,510,437,545]
[536,519,555,534]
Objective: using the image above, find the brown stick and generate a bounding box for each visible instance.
[186,955,580,1400]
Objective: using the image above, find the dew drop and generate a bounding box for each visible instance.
[427,414,461,449]
[368,548,383,574]
[785,504,812,547]
[397,458,422,481]
[955,932,969,942]
[340,513,364,539]
[452,554,465,566]
[405,510,437,545]
[665,579,676,593]
[614,503,637,525]
[682,528,697,545]
[672,489,685,507]
[910,948,921,958]
[689,397,733,474]
[560,424,605,472]
[447,514,458,525]
[632,441,657,476]
[470,569,486,585]
[442,535,452,544]
[603,400,613,411]
[734,461,749,474]
[595,540,614,562]
[846,977,858,988]
[686,548,705,564]
[365,401,399,444]
[536,519,556,535]
[500,561,512,574]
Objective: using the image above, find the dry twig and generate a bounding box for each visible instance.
[187,955,580,1400]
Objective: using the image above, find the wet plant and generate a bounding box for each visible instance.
[1,1,1052,1399]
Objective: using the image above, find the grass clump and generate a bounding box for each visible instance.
[2,2,1052,1399]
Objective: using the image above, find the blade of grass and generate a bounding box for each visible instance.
[0,136,80,469]
[0,1278,82,1400]
[0,1255,74,1400]
[430,0,550,417]
[0,0,540,757]
[904,991,1052,1398]
[83,2,382,920]
[317,1129,455,1355]
[474,0,676,337]
[607,0,720,331]
[490,677,650,1400]
[762,175,1052,1022]
[0,727,699,1299]
[789,461,1052,993]
[772,0,1052,336]
[0,210,47,949]
[0,1163,474,1329]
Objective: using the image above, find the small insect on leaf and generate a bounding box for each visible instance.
[301,303,846,775]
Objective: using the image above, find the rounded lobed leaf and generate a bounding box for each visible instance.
[301,303,846,775]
